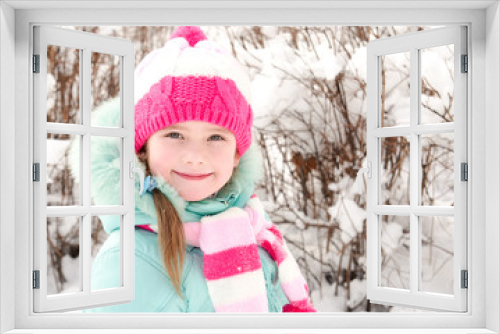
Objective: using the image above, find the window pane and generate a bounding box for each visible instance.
[47,216,81,295]
[420,45,454,124]
[420,216,454,295]
[380,215,410,290]
[47,133,81,206]
[380,136,410,205]
[91,215,121,290]
[46,45,80,124]
[91,52,121,127]
[380,52,410,127]
[421,133,454,206]
[91,136,122,206]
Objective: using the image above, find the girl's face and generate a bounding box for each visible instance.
[144,121,241,201]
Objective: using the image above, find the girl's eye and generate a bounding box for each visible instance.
[166,132,181,139]
[164,132,224,141]
[209,135,224,141]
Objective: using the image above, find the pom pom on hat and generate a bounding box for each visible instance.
[170,26,207,46]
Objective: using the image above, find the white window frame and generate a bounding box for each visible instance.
[32,25,136,313]
[1,1,499,333]
[365,26,468,312]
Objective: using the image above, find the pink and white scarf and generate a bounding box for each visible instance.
[138,194,317,313]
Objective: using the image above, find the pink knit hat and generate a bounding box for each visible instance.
[134,26,253,156]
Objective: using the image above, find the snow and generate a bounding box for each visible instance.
[381,220,404,257]
[46,25,453,314]
[346,46,367,79]
[346,279,367,310]
[310,280,346,312]
[46,138,75,184]
[329,197,366,244]
[46,251,80,295]
[421,45,454,124]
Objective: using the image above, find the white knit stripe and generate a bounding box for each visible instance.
[246,196,264,212]
[206,269,267,307]
[276,243,302,284]
[173,40,251,104]
[134,37,189,105]
[148,225,158,233]
[200,206,248,225]
[134,38,252,105]
[245,197,273,233]
[246,197,266,223]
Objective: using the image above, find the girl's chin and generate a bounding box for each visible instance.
[179,191,212,202]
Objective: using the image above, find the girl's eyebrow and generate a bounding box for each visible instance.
[165,124,231,134]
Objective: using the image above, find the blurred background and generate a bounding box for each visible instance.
[45,26,455,312]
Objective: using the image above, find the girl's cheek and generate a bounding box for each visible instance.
[209,146,234,159]
[159,139,179,151]
[151,142,177,164]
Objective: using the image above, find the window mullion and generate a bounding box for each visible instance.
[122,50,135,297]
[45,123,129,137]
[46,205,129,216]
[410,47,420,294]
[82,47,91,295]
[373,123,455,138]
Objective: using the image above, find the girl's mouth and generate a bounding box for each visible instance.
[174,171,213,180]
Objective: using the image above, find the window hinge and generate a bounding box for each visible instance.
[33,54,40,73]
[33,270,40,289]
[461,270,468,289]
[33,163,40,182]
[461,162,468,181]
[461,54,468,73]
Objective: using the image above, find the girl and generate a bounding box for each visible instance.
[74,26,316,313]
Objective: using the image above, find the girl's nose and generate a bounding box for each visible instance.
[181,143,207,165]
[183,157,205,166]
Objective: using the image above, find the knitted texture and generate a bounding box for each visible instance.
[137,195,317,313]
[170,26,208,46]
[134,26,254,156]
[135,75,253,155]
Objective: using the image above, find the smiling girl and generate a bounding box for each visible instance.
[75,26,316,313]
[143,121,240,202]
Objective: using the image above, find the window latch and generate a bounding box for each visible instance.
[356,161,372,194]
[130,162,145,195]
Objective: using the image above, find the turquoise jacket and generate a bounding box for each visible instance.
[68,98,289,312]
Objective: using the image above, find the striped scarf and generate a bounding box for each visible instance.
[138,194,316,313]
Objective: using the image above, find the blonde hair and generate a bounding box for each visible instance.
[137,143,186,300]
